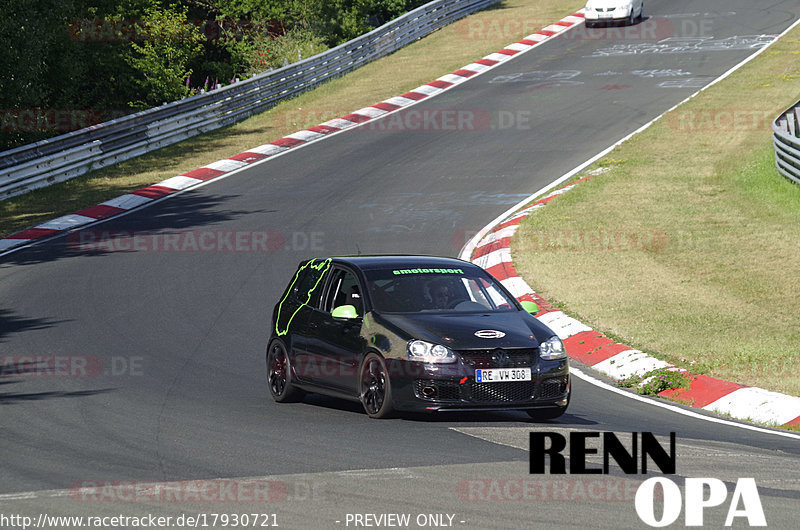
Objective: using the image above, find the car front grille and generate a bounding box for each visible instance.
[458,348,536,369]
[470,381,536,402]
[414,378,537,403]
[413,373,568,405]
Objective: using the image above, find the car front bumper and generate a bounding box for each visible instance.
[584,10,631,22]
[385,357,570,413]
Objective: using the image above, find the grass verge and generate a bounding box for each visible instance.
[513,26,800,396]
[0,0,582,238]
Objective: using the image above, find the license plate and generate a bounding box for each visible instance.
[599,12,612,19]
[475,368,531,383]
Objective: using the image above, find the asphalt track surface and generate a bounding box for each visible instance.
[1,1,799,528]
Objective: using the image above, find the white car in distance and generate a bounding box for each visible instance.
[584,0,644,27]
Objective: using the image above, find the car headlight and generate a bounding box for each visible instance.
[407,340,457,364]
[540,336,566,360]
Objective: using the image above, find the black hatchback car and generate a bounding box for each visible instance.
[266,256,570,419]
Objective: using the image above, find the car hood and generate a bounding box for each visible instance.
[378,311,555,350]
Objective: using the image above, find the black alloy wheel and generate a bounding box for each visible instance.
[360,353,394,419]
[267,340,305,402]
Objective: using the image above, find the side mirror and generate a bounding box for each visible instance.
[332,304,359,319]
[520,300,540,314]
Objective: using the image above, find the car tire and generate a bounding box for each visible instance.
[627,10,636,26]
[525,407,567,421]
[359,352,394,419]
[639,4,644,21]
[266,340,305,403]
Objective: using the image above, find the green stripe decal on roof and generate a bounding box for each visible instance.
[392,268,463,275]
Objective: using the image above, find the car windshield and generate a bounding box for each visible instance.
[364,267,518,313]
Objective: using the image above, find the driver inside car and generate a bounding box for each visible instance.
[429,281,453,309]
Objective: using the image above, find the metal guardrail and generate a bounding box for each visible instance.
[773,100,800,185]
[0,0,500,200]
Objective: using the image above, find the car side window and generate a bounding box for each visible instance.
[291,261,328,309]
[324,269,362,316]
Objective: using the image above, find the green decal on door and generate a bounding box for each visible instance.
[275,258,332,336]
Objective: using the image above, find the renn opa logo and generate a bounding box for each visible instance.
[530,432,766,527]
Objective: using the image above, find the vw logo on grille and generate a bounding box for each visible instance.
[474,329,506,339]
[491,349,510,367]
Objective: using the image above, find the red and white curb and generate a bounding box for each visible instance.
[463,178,800,429]
[0,11,587,254]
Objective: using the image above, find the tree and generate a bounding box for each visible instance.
[126,3,204,109]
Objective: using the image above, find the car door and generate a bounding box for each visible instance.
[305,266,366,392]
[281,259,331,383]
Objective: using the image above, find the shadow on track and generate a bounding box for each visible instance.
[0,386,114,405]
[0,193,265,266]
[0,309,68,342]
[293,394,599,425]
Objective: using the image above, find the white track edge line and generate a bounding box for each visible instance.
[571,367,800,440]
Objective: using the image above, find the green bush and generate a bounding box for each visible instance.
[618,368,690,395]
[126,4,204,109]
[222,27,328,76]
